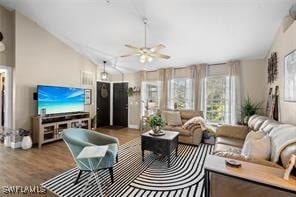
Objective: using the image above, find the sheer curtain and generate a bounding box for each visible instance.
[226,61,241,124]
[159,68,174,111]
[194,64,208,112]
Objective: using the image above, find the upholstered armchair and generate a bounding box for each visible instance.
[61,128,119,184]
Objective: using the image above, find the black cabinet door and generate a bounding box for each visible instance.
[113,82,128,127]
[96,82,110,127]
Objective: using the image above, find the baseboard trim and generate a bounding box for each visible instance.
[128,124,139,129]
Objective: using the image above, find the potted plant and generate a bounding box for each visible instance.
[241,96,262,124]
[147,115,165,134]
[128,87,134,97]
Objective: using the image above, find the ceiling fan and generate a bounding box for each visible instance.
[121,17,170,63]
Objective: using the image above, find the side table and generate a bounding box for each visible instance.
[141,130,179,167]
[204,155,296,197]
[77,145,108,197]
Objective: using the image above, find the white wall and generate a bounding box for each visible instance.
[266,21,296,124]
[14,11,98,130]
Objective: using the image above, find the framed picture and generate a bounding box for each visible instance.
[84,89,92,105]
[284,49,296,102]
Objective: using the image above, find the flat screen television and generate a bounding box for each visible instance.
[37,85,85,115]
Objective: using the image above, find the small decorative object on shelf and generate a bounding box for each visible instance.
[147,115,165,135]
[225,159,242,168]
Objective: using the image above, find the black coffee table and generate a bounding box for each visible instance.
[141,130,179,167]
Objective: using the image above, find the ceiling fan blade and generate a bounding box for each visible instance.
[120,54,135,58]
[150,44,166,52]
[125,44,140,51]
[150,53,170,59]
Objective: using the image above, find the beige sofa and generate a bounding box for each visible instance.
[161,110,204,145]
[211,115,296,196]
[213,114,296,168]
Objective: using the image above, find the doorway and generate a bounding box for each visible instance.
[0,66,12,128]
[96,82,110,127]
[113,82,128,127]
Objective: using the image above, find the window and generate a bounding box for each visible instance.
[141,81,161,109]
[146,83,160,108]
[205,76,230,123]
[168,78,194,110]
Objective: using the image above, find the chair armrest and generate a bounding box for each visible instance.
[216,125,249,140]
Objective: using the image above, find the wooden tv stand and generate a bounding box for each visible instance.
[32,112,90,148]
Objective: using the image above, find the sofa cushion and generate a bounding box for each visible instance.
[214,152,282,168]
[269,124,296,163]
[259,119,280,135]
[163,125,191,136]
[241,134,271,160]
[173,126,191,136]
[248,116,269,131]
[213,143,241,154]
[280,143,296,168]
[180,110,204,120]
[165,111,182,126]
[216,137,244,148]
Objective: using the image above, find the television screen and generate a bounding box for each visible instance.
[37,85,85,115]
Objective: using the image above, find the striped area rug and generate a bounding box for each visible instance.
[42,138,213,197]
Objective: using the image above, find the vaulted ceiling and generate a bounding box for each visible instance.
[0,0,295,73]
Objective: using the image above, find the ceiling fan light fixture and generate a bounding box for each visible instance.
[148,56,153,62]
[140,55,146,63]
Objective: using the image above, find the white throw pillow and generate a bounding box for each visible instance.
[241,133,271,160]
[166,111,182,126]
[241,131,265,155]
[244,130,265,142]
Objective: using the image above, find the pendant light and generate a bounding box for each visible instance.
[101,60,109,81]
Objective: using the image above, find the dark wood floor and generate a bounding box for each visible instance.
[0,127,140,196]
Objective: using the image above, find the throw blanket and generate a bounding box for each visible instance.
[269,124,296,163]
[182,116,207,131]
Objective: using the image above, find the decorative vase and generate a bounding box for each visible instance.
[21,136,32,150]
[4,136,11,147]
[152,126,161,134]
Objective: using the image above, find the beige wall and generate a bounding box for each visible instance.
[266,21,296,124]
[240,59,267,104]
[0,5,13,66]
[14,12,97,130]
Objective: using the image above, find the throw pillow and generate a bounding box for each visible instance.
[166,111,182,126]
[241,131,264,155]
[244,130,265,142]
[241,133,271,160]
[161,111,168,124]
